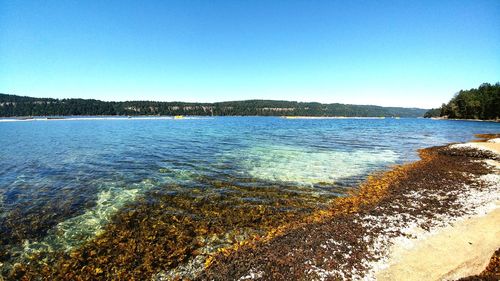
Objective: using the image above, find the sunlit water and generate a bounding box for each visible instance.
[0,117,498,275]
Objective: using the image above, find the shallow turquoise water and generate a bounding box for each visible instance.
[0,117,498,262]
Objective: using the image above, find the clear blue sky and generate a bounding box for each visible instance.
[1,0,499,108]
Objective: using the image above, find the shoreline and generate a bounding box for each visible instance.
[2,115,497,123]
[0,116,398,122]
[199,135,500,280]
[430,117,500,123]
[281,116,390,119]
[0,116,214,122]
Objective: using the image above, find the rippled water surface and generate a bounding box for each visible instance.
[0,117,498,277]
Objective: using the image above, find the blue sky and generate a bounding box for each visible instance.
[1,0,499,108]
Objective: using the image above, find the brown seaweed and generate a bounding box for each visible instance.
[198,145,497,280]
[5,182,333,280]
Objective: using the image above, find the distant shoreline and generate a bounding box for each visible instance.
[0,93,429,118]
[0,115,407,122]
[4,115,499,123]
[0,116,213,122]
[281,116,391,119]
[430,117,500,123]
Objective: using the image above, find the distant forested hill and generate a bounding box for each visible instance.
[424,83,500,120]
[0,93,427,117]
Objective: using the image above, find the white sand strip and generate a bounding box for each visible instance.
[376,140,500,281]
[376,203,500,281]
[450,138,500,155]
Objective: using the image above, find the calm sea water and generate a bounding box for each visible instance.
[0,117,499,274]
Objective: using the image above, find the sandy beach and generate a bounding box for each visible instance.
[377,202,500,280]
[377,139,500,281]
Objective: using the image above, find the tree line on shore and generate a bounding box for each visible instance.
[0,94,427,117]
[424,83,500,120]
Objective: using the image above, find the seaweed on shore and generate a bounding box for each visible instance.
[482,248,500,278]
[198,145,498,280]
[439,146,500,160]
